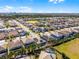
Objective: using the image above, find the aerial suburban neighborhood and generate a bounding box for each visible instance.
[0,13,79,59]
[0,0,79,58]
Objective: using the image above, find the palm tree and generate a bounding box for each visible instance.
[8,51,15,59]
[4,21,16,59]
[15,27,27,56]
[28,43,37,59]
[19,37,26,57]
[7,35,16,59]
[4,21,11,58]
[28,43,36,53]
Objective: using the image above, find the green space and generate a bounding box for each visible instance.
[27,20,38,24]
[54,38,79,59]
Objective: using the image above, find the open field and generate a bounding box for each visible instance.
[54,38,79,59]
[27,20,38,24]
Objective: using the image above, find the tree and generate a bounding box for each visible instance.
[27,42,37,59]
[7,51,15,59]
[4,21,11,58]
[62,53,70,59]
[74,33,79,38]
[15,27,27,56]
[28,43,36,53]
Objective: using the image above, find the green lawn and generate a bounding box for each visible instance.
[27,20,38,24]
[54,38,79,59]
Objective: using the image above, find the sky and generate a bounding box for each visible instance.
[0,0,79,13]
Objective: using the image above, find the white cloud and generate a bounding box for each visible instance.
[0,5,32,13]
[37,10,44,13]
[0,5,13,12]
[16,6,32,13]
[4,5,13,10]
[49,0,64,4]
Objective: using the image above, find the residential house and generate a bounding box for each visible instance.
[39,48,56,59]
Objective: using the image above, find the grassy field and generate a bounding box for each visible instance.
[54,38,79,59]
[27,20,38,24]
